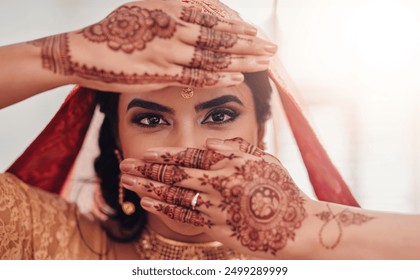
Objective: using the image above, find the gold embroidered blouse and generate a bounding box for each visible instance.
[0,173,246,260]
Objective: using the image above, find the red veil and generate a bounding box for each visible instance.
[6,1,360,208]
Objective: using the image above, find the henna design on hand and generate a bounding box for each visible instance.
[144,182,213,209]
[200,160,307,255]
[160,148,236,170]
[81,6,177,53]
[229,137,266,157]
[29,34,220,86]
[189,48,232,71]
[196,27,238,50]
[155,204,214,228]
[136,163,191,185]
[315,204,374,249]
[180,7,219,28]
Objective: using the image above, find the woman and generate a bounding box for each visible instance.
[1,0,419,260]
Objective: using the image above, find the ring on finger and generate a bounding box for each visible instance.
[191,192,200,211]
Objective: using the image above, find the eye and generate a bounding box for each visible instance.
[202,108,239,125]
[131,113,169,128]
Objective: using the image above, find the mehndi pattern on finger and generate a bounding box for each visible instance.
[229,137,266,157]
[144,182,213,209]
[180,7,219,28]
[160,148,236,170]
[181,0,234,19]
[155,204,214,228]
[189,48,232,71]
[196,27,238,50]
[81,6,177,53]
[136,163,191,185]
[178,68,220,87]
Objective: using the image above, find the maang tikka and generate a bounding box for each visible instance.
[181,87,194,99]
[114,149,135,215]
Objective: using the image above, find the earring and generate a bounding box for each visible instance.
[115,149,135,216]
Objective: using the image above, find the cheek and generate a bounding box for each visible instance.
[214,114,260,145]
[117,121,159,159]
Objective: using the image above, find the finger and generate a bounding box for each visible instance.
[121,158,210,185]
[177,25,277,56]
[121,159,232,194]
[176,66,244,88]
[139,147,238,170]
[206,137,280,164]
[140,198,215,228]
[121,161,216,194]
[121,174,214,212]
[171,46,271,72]
[178,6,258,36]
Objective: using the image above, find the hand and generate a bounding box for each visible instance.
[119,138,309,258]
[28,0,277,94]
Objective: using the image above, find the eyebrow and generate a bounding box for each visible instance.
[194,95,243,112]
[126,99,174,114]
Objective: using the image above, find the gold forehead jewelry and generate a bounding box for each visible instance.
[181,87,194,99]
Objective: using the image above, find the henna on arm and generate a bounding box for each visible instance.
[315,204,374,249]
[27,34,72,76]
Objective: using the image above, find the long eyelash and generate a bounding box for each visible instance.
[131,113,168,128]
[202,108,240,125]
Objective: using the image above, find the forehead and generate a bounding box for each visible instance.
[118,83,254,111]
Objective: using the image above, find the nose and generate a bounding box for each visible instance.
[170,125,206,149]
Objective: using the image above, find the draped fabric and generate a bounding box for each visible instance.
[7,87,96,194]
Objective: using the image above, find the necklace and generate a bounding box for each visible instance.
[134,227,247,260]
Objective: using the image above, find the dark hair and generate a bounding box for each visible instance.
[94,71,272,241]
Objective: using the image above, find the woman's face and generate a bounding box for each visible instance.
[118,82,263,236]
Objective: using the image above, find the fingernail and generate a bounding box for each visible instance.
[120,161,134,172]
[244,26,258,36]
[257,57,271,65]
[264,43,278,54]
[142,151,158,161]
[141,198,154,209]
[207,138,224,146]
[231,73,243,82]
[121,174,136,186]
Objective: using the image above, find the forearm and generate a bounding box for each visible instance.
[0,40,71,108]
[296,200,420,259]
